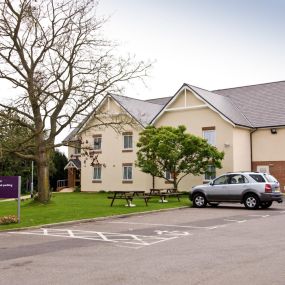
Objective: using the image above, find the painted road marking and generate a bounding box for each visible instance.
[108,221,226,230]
[9,228,180,247]
[248,214,270,218]
[224,219,247,223]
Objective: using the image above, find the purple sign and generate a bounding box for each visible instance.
[0,176,20,199]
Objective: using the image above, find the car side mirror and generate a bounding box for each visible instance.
[209,181,214,186]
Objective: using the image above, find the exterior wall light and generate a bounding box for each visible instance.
[270,128,277,134]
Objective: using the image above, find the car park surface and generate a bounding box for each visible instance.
[1,203,285,285]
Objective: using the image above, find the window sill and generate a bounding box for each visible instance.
[164,180,174,184]
[122,180,133,184]
[71,154,81,158]
[92,180,102,183]
[122,149,133,153]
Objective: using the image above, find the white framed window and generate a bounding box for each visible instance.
[205,165,216,181]
[93,165,102,180]
[73,141,81,155]
[123,132,133,150]
[202,128,216,146]
[165,170,174,181]
[123,164,133,181]
[93,135,102,151]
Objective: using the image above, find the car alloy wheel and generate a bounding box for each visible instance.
[244,194,259,209]
[193,194,207,208]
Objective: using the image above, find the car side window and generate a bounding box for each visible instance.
[230,174,248,184]
[249,174,266,183]
[213,175,229,185]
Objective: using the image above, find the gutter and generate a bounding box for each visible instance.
[250,128,257,171]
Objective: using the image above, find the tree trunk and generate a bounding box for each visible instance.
[36,143,51,203]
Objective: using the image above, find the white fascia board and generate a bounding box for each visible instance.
[151,84,236,128]
[151,85,186,125]
[75,96,110,136]
[164,105,207,112]
[186,86,237,128]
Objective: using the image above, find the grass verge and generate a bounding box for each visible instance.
[0,192,190,231]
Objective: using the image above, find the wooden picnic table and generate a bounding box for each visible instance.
[149,188,182,202]
[108,190,151,207]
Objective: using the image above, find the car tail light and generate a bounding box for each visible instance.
[265,184,272,193]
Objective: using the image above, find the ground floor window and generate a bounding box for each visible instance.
[93,165,102,181]
[123,164,133,181]
[165,170,174,181]
[205,165,216,181]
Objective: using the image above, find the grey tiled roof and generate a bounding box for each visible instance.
[187,84,253,127]
[63,81,285,143]
[214,81,285,127]
[111,94,165,127]
[145,97,172,105]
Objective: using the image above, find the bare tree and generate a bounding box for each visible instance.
[0,0,150,202]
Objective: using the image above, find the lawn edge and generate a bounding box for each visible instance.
[0,206,189,232]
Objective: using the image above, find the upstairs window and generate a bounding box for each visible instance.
[93,135,102,151]
[73,141,81,155]
[202,127,216,146]
[123,132,133,151]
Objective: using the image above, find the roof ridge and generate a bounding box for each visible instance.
[145,96,172,101]
[213,80,285,92]
[110,93,159,105]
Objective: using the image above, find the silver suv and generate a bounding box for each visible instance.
[190,172,283,209]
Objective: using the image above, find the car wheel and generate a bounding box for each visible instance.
[244,194,260,209]
[209,202,220,207]
[260,201,272,209]
[193,193,207,208]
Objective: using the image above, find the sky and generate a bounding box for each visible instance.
[97,0,285,99]
[2,0,285,153]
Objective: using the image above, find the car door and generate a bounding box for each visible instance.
[226,174,249,201]
[207,175,230,201]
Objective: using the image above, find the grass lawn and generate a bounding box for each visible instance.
[0,192,190,231]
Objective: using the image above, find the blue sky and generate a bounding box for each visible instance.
[98,0,285,99]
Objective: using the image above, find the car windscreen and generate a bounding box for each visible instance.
[249,174,266,183]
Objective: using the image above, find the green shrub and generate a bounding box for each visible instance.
[74,186,81,192]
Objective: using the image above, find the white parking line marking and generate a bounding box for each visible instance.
[9,228,179,247]
[108,221,222,230]
[206,225,227,230]
[224,219,247,223]
[249,215,270,218]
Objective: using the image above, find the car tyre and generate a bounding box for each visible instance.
[244,194,260,210]
[193,193,207,208]
[260,201,272,209]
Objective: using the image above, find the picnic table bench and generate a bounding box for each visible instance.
[149,188,183,202]
[108,190,151,207]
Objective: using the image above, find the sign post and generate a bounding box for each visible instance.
[0,176,21,223]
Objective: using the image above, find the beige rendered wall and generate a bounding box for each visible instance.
[252,128,285,161]
[79,98,152,192]
[232,128,251,171]
[154,89,234,191]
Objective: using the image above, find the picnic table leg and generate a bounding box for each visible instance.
[110,193,117,206]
